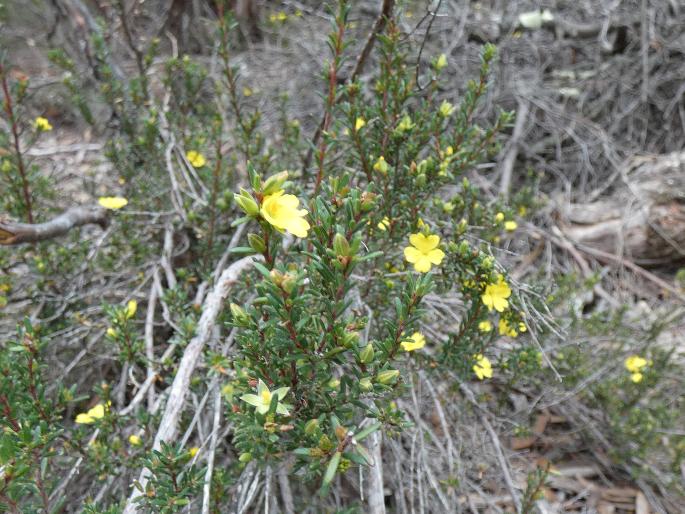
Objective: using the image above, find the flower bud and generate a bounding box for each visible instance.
[304,419,320,435]
[327,378,340,389]
[248,233,266,253]
[360,192,377,211]
[239,452,252,463]
[434,53,447,71]
[376,369,400,385]
[262,171,289,195]
[281,273,297,294]
[342,331,359,348]
[333,233,350,258]
[359,377,373,391]
[335,426,348,442]
[457,218,468,234]
[359,343,374,364]
[416,174,427,187]
[234,189,260,216]
[128,434,143,446]
[230,303,250,326]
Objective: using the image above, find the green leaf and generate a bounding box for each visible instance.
[322,451,341,486]
[229,246,256,255]
[354,422,381,442]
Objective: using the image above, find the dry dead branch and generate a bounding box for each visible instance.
[0,205,108,245]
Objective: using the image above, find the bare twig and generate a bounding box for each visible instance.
[0,206,109,245]
[123,254,262,513]
[499,99,530,198]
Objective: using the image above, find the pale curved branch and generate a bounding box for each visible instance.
[0,206,109,245]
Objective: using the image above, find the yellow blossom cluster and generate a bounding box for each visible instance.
[473,354,493,380]
[75,401,110,424]
[624,355,649,383]
[34,116,52,131]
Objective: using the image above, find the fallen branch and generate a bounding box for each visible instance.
[123,254,262,513]
[0,206,109,245]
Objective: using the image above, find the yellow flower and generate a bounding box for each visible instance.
[498,318,518,337]
[518,322,527,333]
[189,446,200,457]
[401,332,426,352]
[439,100,454,117]
[373,155,389,174]
[355,117,366,131]
[377,216,390,231]
[126,300,137,319]
[495,212,505,223]
[445,146,454,156]
[241,379,291,415]
[98,196,128,210]
[106,327,117,338]
[242,86,253,97]
[403,233,445,273]
[75,402,109,424]
[624,355,648,373]
[481,275,511,312]
[186,150,206,168]
[34,116,53,131]
[504,220,518,231]
[630,372,643,383]
[473,354,493,380]
[128,434,142,446]
[260,190,310,238]
[435,53,448,71]
[518,206,527,216]
[478,320,492,333]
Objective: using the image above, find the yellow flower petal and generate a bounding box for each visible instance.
[473,355,493,380]
[412,256,432,273]
[409,233,439,253]
[403,246,422,264]
[401,332,426,352]
[427,248,445,265]
[625,355,648,373]
[186,150,206,168]
[75,413,95,424]
[355,117,366,131]
[126,300,137,319]
[34,116,53,131]
[478,320,492,332]
[481,276,511,312]
[261,190,310,238]
[98,196,128,210]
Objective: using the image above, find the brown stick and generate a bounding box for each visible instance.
[0,206,109,245]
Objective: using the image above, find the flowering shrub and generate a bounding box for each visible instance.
[9,2,683,512]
